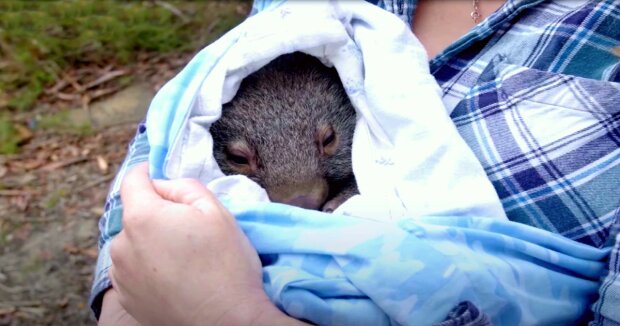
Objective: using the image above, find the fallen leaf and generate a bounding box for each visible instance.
[63,244,80,255]
[96,155,109,173]
[90,206,105,216]
[13,124,33,143]
[613,46,620,57]
[81,247,99,259]
[16,159,46,171]
[57,297,69,309]
[66,145,80,157]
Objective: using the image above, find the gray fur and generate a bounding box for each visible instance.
[210,52,358,211]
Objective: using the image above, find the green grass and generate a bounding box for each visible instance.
[0,0,248,112]
[0,115,20,154]
[0,0,247,154]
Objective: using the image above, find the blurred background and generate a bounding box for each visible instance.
[0,1,249,324]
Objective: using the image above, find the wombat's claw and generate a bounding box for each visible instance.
[322,187,358,213]
[322,197,346,213]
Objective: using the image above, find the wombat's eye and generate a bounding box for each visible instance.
[227,152,249,165]
[322,130,335,148]
[225,141,254,169]
[317,125,338,156]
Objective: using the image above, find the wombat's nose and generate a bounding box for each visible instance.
[285,195,323,210]
[268,180,329,211]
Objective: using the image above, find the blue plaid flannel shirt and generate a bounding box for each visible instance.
[90,0,620,324]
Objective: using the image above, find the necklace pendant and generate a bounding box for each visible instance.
[471,10,481,23]
[471,0,481,24]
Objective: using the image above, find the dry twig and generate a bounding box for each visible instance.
[83,70,127,90]
[0,189,38,197]
[40,157,88,171]
[154,0,189,23]
[62,72,84,93]
[0,283,25,294]
[44,79,69,95]
[74,174,115,193]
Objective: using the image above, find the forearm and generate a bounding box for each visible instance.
[248,307,310,326]
[209,293,309,326]
[99,287,305,326]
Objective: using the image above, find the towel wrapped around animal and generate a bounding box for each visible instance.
[143,1,607,324]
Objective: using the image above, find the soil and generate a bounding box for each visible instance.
[0,123,137,325]
[0,51,194,325]
[0,3,252,324]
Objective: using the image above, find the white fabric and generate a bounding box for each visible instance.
[148,0,507,221]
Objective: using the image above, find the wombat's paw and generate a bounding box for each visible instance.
[322,192,355,213]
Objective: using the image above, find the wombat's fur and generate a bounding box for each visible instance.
[210,52,358,212]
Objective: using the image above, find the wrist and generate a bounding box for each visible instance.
[199,289,307,326]
[251,303,309,326]
[99,289,141,326]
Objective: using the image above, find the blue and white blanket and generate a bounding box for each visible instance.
[228,202,607,325]
[144,1,608,324]
[146,0,504,221]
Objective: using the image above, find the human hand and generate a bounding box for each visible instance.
[109,163,304,325]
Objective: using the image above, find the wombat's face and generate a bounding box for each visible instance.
[214,119,354,210]
[210,52,356,211]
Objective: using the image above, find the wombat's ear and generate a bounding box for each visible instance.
[316,124,338,156]
[224,140,258,175]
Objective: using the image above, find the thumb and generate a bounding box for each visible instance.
[152,178,223,215]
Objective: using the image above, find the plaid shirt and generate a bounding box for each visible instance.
[90,0,620,324]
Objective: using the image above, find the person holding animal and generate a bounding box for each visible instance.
[95,0,620,325]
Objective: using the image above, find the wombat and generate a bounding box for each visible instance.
[210,52,358,212]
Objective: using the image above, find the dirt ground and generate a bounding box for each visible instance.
[0,122,138,325]
[0,50,201,325]
[0,3,250,324]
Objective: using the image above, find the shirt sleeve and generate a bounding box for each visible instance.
[88,122,150,319]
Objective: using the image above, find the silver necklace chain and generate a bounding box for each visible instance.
[471,0,481,23]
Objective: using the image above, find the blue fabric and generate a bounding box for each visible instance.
[225,200,607,325]
[434,302,492,326]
